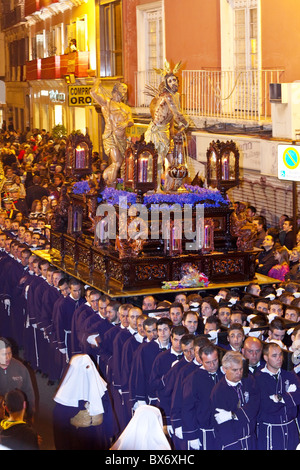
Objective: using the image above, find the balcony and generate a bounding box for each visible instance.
[181,68,285,124]
[25,51,90,81]
[134,68,285,124]
[1,5,25,30]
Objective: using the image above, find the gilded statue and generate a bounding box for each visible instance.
[144,61,189,190]
[91,80,134,186]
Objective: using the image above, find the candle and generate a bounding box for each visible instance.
[138,157,148,182]
[204,224,211,249]
[99,219,106,243]
[170,223,182,255]
[73,211,78,231]
[76,146,85,168]
[127,154,134,181]
[222,156,229,180]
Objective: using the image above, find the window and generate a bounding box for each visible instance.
[65,16,87,53]
[146,8,163,72]
[136,1,165,106]
[234,2,258,70]
[100,0,123,77]
[36,32,45,59]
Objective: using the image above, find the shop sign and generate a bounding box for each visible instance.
[68,85,94,106]
[49,90,65,103]
[278,144,300,181]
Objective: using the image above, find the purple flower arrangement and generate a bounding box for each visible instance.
[100,185,229,208]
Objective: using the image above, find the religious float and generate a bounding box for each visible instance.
[50,133,258,293]
[50,63,259,293]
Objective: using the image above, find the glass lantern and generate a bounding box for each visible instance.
[164,220,182,256]
[207,140,240,196]
[75,143,88,169]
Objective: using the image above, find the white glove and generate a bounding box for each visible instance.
[247,314,257,323]
[248,330,262,338]
[32,323,37,329]
[287,383,297,393]
[87,334,99,346]
[243,326,250,335]
[269,394,285,403]
[167,425,174,437]
[174,426,183,439]
[265,294,276,300]
[208,330,218,341]
[188,438,201,450]
[214,295,223,303]
[59,348,67,354]
[267,313,278,323]
[276,287,285,296]
[214,408,232,424]
[132,400,146,412]
[4,299,10,308]
[25,285,30,299]
[292,350,300,366]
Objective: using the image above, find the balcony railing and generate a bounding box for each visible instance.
[25,51,90,81]
[182,68,285,123]
[134,68,285,124]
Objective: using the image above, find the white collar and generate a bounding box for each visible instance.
[128,325,137,335]
[154,338,170,349]
[261,365,281,376]
[134,332,144,343]
[225,377,242,387]
[170,347,182,357]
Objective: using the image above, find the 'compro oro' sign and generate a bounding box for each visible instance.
[68,85,94,106]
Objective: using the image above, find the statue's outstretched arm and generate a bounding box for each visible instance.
[90,79,109,107]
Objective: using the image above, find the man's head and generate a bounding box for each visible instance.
[282,218,293,233]
[68,278,82,300]
[165,73,179,94]
[263,342,283,373]
[118,304,132,328]
[246,282,261,297]
[227,323,245,351]
[201,297,218,318]
[156,317,173,345]
[180,334,195,362]
[4,389,26,415]
[169,302,184,326]
[0,232,6,248]
[128,307,143,331]
[0,338,12,369]
[58,278,70,297]
[20,248,31,267]
[199,344,219,373]
[217,304,231,327]
[262,235,275,252]
[112,82,128,102]
[285,305,300,323]
[143,317,158,341]
[89,290,100,312]
[253,216,266,233]
[182,311,198,334]
[98,294,111,318]
[38,259,50,278]
[142,295,157,312]
[222,350,244,383]
[106,300,121,323]
[242,336,263,367]
[170,325,188,354]
[137,314,147,338]
[268,317,286,342]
